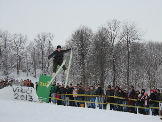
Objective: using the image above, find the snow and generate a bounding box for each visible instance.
[0,86,14,100]
[0,87,161,122]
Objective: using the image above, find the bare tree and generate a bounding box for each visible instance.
[69,26,92,87]
[106,19,120,87]
[119,23,141,90]
[92,27,111,88]
[12,34,26,75]
[34,33,54,74]
[0,31,13,76]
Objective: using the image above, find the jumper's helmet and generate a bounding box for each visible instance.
[57,45,61,49]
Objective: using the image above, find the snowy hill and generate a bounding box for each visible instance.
[0,87,161,122]
[0,99,161,122]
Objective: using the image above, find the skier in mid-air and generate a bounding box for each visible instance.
[48,45,71,73]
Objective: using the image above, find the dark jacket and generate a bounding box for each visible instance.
[95,87,103,96]
[48,49,71,65]
[51,85,57,93]
[78,88,85,100]
[67,87,74,98]
[128,89,136,105]
[106,89,114,103]
[149,93,156,104]
[89,89,96,99]
[60,87,67,94]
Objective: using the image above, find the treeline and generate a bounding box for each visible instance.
[0,19,162,90]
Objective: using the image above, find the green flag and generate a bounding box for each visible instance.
[37,75,52,103]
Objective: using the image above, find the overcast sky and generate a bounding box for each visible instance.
[0,0,162,47]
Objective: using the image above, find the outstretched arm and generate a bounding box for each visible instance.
[62,48,71,53]
[48,51,57,59]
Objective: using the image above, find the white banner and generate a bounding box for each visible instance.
[12,86,38,102]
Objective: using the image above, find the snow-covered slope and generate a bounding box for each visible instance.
[0,87,161,122]
[0,100,160,122]
[0,86,14,100]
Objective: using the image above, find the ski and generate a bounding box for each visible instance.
[64,49,73,88]
[46,59,66,88]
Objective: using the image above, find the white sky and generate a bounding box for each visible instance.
[0,0,162,47]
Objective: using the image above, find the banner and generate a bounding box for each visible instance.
[37,75,52,103]
[12,86,38,102]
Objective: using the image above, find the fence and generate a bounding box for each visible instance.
[39,93,161,110]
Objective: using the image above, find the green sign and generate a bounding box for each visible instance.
[37,75,52,103]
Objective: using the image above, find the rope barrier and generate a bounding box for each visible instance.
[51,93,162,103]
[38,95,160,110]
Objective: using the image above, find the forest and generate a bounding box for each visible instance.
[0,19,162,90]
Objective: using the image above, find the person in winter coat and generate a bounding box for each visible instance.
[73,86,78,107]
[85,86,91,108]
[55,85,62,105]
[144,92,149,115]
[149,90,157,115]
[118,89,124,111]
[155,89,160,115]
[114,86,120,111]
[106,85,114,110]
[48,45,71,73]
[60,84,67,106]
[141,89,145,96]
[65,86,70,106]
[123,90,128,112]
[89,86,96,108]
[68,84,74,106]
[51,82,57,104]
[137,94,145,114]
[128,86,136,113]
[134,90,140,114]
[78,85,85,107]
[95,84,103,109]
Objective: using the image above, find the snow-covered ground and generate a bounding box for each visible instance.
[0,86,161,122]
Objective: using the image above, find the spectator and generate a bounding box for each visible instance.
[78,85,85,107]
[85,86,91,108]
[73,86,78,107]
[155,89,160,115]
[95,84,103,109]
[60,84,67,106]
[89,86,96,108]
[106,85,114,110]
[123,90,128,112]
[114,86,120,111]
[51,82,57,104]
[65,85,70,106]
[137,94,145,114]
[68,84,74,106]
[56,85,62,105]
[128,86,136,113]
[144,92,149,115]
[134,90,140,113]
[149,90,157,115]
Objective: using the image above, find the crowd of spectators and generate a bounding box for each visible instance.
[0,79,12,89]
[1,77,162,116]
[0,78,35,89]
[49,82,162,116]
